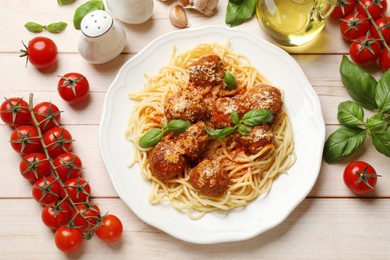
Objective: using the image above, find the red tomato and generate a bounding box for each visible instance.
[19,153,51,182]
[340,13,371,41]
[10,125,42,155]
[53,152,83,181]
[72,203,100,230]
[33,101,61,133]
[349,35,381,66]
[379,48,390,72]
[331,0,357,19]
[344,161,380,194]
[43,127,73,158]
[54,226,83,253]
[0,97,31,127]
[41,201,72,229]
[62,177,91,203]
[370,16,390,46]
[95,214,123,243]
[57,73,90,104]
[357,0,387,20]
[32,177,62,204]
[21,37,58,69]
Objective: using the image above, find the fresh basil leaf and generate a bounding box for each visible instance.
[323,127,367,163]
[238,125,250,135]
[167,119,190,133]
[225,0,257,27]
[224,71,237,90]
[337,101,364,127]
[375,69,390,114]
[371,126,390,157]
[46,22,68,33]
[58,0,76,5]
[339,56,378,110]
[24,22,44,32]
[139,128,164,148]
[242,109,273,126]
[73,0,105,30]
[366,114,387,132]
[231,110,240,125]
[205,127,235,139]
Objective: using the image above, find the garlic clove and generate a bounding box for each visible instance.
[202,0,218,15]
[179,0,219,16]
[169,4,189,28]
[191,0,208,11]
[178,0,190,6]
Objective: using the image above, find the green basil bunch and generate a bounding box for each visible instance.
[206,109,274,139]
[225,0,257,27]
[323,56,390,163]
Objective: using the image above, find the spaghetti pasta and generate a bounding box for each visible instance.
[125,42,296,219]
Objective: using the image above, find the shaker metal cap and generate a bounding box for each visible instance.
[81,10,113,38]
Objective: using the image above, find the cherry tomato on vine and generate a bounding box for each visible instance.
[10,125,42,155]
[57,73,90,104]
[43,127,73,158]
[357,0,388,21]
[33,102,61,133]
[349,35,381,66]
[0,97,31,127]
[41,201,72,229]
[54,226,83,253]
[62,177,91,203]
[72,203,100,230]
[54,152,83,181]
[340,13,371,41]
[331,0,357,19]
[95,214,123,243]
[379,48,390,71]
[344,161,380,194]
[370,16,390,46]
[32,177,62,204]
[20,36,58,69]
[19,153,51,182]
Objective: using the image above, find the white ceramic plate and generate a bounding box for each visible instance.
[99,25,325,244]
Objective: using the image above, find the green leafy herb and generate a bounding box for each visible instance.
[58,0,77,5]
[375,69,390,114]
[337,101,364,127]
[238,125,250,135]
[371,126,390,157]
[167,120,190,133]
[224,71,237,90]
[241,109,274,126]
[231,110,240,125]
[366,114,387,133]
[225,0,257,27]
[139,128,164,149]
[73,0,105,30]
[24,21,67,33]
[25,22,45,32]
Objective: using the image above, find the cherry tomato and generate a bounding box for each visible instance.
[19,153,51,182]
[344,161,380,194]
[32,177,62,204]
[20,37,58,69]
[33,101,61,133]
[357,0,387,21]
[331,0,357,19]
[72,203,100,230]
[95,214,123,243]
[62,177,91,203]
[54,226,83,253]
[340,13,371,41]
[57,73,90,104]
[370,16,390,46]
[10,125,42,155]
[0,97,31,127]
[379,48,390,72]
[41,201,72,229]
[53,152,83,181]
[349,35,381,66]
[43,127,73,158]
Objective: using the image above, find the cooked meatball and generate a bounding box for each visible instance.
[175,121,210,163]
[149,141,185,180]
[189,159,228,197]
[237,125,274,155]
[188,55,225,87]
[210,97,239,128]
[164,89,206,123]
[238,85,283,115]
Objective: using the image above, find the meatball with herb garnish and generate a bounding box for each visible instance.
[210,97,239,128]
[237,124,274,155]
[188,55,225,87]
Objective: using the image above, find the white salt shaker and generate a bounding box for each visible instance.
[106,0,154,24]
[78,10,126,64]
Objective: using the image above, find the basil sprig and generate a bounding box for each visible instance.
[25,21,67,33]
[139,120,190,149]
[324,56,390,163]
[73,0,105,30]
[225,0,257,27]
[206,109,273,139]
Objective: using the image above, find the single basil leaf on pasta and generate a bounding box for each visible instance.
[371,126,390,157]
[167,120,190,133]
[139,128,164,148]
[231,110,240,125]
[205,127,235,139]
[337,101,365,127]
[323,127,367,163]
[242,109,273,126]
[375,69,390,114]
[238,125,250,135]
[224,71,237,90]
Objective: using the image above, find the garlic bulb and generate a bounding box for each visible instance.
[169,4,189,28]
[178,0,219,16]
[106,0,154,24]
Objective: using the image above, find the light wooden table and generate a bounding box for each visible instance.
[1,1,389,259]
